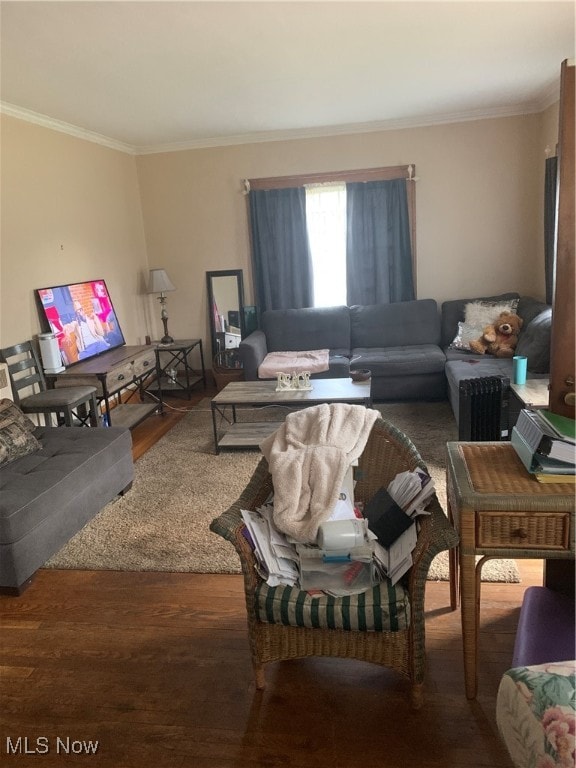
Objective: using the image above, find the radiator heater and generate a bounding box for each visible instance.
[458,376,510,441]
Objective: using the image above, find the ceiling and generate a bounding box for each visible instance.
[1,1,574,154]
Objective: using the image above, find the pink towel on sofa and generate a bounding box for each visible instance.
[258,349,329,379]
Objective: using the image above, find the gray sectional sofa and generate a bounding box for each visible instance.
[239,293,552,420]
[239,299,447,401]
[0,422,134,592]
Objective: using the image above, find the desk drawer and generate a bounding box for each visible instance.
[105,362,135,392]
[477,512,571,551]
[132,350,156,378]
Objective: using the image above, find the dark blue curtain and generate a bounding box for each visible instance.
[544,156,558,306]
[248,187,314,312]
[345,178,414,305]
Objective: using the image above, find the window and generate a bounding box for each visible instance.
[247,165,416,312]
[305,183,347,307]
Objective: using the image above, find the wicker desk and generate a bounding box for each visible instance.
[445,441,575,699]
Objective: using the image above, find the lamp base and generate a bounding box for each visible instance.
[161,316,173,345]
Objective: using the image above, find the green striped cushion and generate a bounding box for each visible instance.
[254,581,410,631]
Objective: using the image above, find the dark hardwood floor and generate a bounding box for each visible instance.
[0,388,541,767]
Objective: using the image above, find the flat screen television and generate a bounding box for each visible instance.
[36,279,126,368]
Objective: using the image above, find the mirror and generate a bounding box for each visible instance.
[206,269,245,361]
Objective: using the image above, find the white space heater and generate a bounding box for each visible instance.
[38,333,65,374]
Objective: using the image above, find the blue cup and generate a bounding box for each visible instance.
[513,355,528,386]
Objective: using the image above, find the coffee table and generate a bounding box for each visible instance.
[211,378,372,453]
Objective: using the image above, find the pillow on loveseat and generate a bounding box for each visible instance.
[0,399,40,466]
[449,298,519,352]
[0,416,40,467]
[441,292,521,349]
[0,398,36,432]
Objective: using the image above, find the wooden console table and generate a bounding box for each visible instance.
[48,345,161,429]
[445,441,575,699]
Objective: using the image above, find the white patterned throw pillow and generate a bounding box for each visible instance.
[450,299,519,351]
[464,299,519,328]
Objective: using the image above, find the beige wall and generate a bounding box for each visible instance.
[0,115,148,348]
[137,112,555,358]
[1,106,559,362]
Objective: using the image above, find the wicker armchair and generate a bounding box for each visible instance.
[210,417,458,708]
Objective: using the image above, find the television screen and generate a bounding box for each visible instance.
[36,279,126,367]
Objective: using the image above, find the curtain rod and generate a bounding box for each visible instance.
[243,164,417,193]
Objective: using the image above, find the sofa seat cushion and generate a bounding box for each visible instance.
[0,426,133,545]
[444,358,513,424]
[444,348,487,362]
[323,354,351,379]
[351,345,446,377]
[254,581,411,631]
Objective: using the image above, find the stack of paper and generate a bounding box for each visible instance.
[387,469,435,517]
[373,526,417,585]
[295,540,376,596]
[241,506,299,587]
[367,469,436,585]
[239,463,435,594]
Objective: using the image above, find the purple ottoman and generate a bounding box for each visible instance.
[512,586,575,667]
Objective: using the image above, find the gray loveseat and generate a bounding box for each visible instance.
[0,421,134,592]
[239,299,447,401]
[239,292,552,420]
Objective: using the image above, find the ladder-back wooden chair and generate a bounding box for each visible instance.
[0,341,99,427]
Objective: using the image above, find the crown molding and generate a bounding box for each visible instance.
[0,102,136,155]
[532,78,561,112]
[1,97,558,157]
[134,102,550,154]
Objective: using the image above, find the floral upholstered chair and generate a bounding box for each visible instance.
[210,416,458,709]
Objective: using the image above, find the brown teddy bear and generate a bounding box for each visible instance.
[469,311,523,357]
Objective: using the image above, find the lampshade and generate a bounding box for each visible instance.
[147,268,176,294]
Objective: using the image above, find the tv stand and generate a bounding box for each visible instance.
[47,345,161,430]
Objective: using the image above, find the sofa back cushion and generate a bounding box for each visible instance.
[350,299,440,348]
[262,305,351,353]
[516,296,551,327]
[515,308,552,373]
[440,292,521,349]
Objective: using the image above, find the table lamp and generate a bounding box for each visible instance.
[147,268,176,344]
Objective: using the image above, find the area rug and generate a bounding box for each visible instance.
[45,399,520,582]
